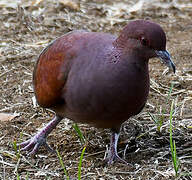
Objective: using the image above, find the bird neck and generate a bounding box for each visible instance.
[113,33,129,49]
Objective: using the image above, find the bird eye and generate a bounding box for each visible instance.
[141,37,148,46]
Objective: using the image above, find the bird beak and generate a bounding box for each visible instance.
[155,50,176,73]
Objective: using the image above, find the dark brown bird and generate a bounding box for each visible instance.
[18,20,175,164]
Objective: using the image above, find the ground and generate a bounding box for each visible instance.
[0,0,192,179]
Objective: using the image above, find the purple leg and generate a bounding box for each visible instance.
[17,115,62,156]
[106,130,129,165]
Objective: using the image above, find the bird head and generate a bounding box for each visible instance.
[114,20,175,73]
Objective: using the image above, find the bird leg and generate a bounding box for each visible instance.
[106,129,128,165]
[17,115,63,156]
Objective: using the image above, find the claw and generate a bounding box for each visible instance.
[28,143,41,156]
[106,152,129,165]
[17,115,62,156]
[105,130,133,166]
[20,141,35,151]
[17,139,31,148]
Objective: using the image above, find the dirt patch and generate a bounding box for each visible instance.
[0,0,191,179]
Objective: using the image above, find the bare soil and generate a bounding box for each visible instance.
[0,0,192,179]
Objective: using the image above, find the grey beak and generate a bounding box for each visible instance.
[155,50,176,73]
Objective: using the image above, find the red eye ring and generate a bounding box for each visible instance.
[141,37,148,46]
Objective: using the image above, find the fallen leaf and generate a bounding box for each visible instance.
[0,113,20,122]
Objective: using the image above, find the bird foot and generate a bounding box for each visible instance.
[105,152,129,165]
[106,130,133,166]
[17,115,62,156]
[17,131,55,156]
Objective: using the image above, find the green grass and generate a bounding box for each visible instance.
[26,172,29,180]
[13,139,22,179]
[57,146,86,180]
[72,123,85,144]
[16,172,20,180]
[148,111,163,132]
[150,83,174,132]
[72,123,86,179]
[13,132,24,160]
[78,146,86,180]
[150,83,180,176]
[169,100,180,176]
[13,127,86,179]
[12,140,20,160]
[56,149,70,180]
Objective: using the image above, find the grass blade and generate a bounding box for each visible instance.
[149,83,174,132]
[12,140,20,160]
[169,100,179,176]
[78,146,86,180]
[17,173,20,180]
[56,149,69,180]
[166,83,174,104]
[72,123,85,144]
[148,112,162,132]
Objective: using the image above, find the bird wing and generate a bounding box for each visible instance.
[33,32,84,108]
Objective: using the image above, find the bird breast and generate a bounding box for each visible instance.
[60,51,150,127]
